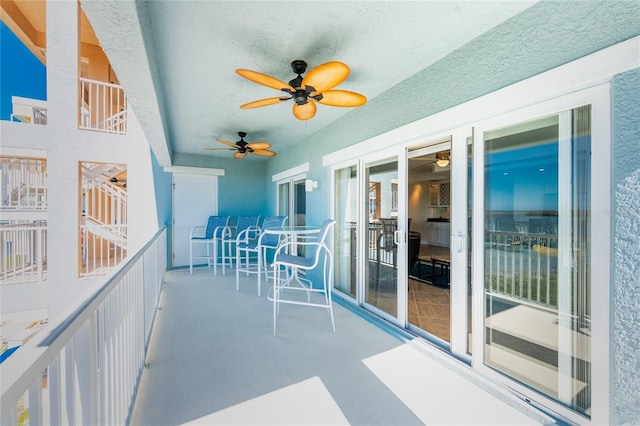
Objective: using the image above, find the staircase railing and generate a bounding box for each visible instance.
[80,174,128,277]
[80,223,128,277]
[1,157,47,211]
[79,78,127,135]
[1,227,166,425]
[81,177,127,239]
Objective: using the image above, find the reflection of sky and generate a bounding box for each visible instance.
[485,142,558,212]
[0,21,47,120]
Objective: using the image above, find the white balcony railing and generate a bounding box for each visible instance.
[0,222,47,284]
[79,78,127,135]
[0,227,166,426]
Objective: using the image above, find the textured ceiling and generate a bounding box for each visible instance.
[82,1,537,163]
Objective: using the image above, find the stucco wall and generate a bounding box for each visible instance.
[611,68,640,425]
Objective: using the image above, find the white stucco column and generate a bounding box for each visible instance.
[45,0,96,319]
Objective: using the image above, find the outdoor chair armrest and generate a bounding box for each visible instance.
[236,225,261,243]
[189,225,207,239]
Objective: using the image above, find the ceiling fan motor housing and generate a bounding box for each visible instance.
[290,60,308,75]
[236,132,251,152]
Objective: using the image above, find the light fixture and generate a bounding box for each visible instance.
[435,151,450,167]
[305,179,318,192]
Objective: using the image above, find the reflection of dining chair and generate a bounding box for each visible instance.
[377,218,397,268]
[270,219,336,335]
[189,215,230,275]
[220,215,260,275]
[236,216,287,296]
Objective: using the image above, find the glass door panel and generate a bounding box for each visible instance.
[278,181,290,219]
[334,165,358,298]
[364,158,399,317]
[483,107,591,416]
[292,178,306,226]
[407,146,452,343]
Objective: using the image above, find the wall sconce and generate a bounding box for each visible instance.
[305,179,318,192]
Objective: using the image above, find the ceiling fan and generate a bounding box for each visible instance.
[205,132,277,159]
[408,151,450,168]
[236,60,367,120]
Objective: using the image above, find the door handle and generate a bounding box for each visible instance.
[394,230,402,245]
[453,231,464,253]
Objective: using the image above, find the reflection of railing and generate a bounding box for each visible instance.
[79,78,127,134]
[1,228,166,425]
[366,222,397,266]
[0,222,47,284]
[486,230,558,308]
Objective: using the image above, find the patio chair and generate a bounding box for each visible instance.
[236,215,288,296]
[269,219,336,335]
[220,215,260,275]
[189,215,230,275]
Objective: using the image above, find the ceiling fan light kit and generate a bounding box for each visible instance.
[236,59,367,120]
[436,151,450,167]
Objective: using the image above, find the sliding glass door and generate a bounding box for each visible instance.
[334,165,358,298]
[363,156,402,319]
[332,135,471,351]
[277,175,306,226]
[478,106,593,417]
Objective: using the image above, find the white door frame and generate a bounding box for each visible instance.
[171,173,219,268]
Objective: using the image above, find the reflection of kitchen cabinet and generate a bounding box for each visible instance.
[428,182,450,207]
[427,222,450,247]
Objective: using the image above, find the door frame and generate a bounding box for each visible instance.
[470,84,610,425]
[171,172,219,268]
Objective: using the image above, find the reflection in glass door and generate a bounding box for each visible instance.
[482,107,592,416]
[364,158,399,317]
[334,165,358,298]
[277,176,306,226]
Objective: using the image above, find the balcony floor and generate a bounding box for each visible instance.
[129,267,547,425]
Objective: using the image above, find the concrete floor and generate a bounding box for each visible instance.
[129,267,552,426]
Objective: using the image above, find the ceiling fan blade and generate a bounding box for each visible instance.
[240,97,289,109]
[317,90,367,107]
[292,101,317,121]
[246,141,271,150]
[216,138,239,148]
[236,69,294,91]
[204,147,235,151]
[251,149,277,157]
[233,152,248,159]
[302,61,350,93]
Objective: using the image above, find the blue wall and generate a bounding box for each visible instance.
[0,22,47,120]
[172,152,269,223]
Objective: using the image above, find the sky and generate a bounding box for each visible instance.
[485,142,559,213]
[1,21,47,121]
